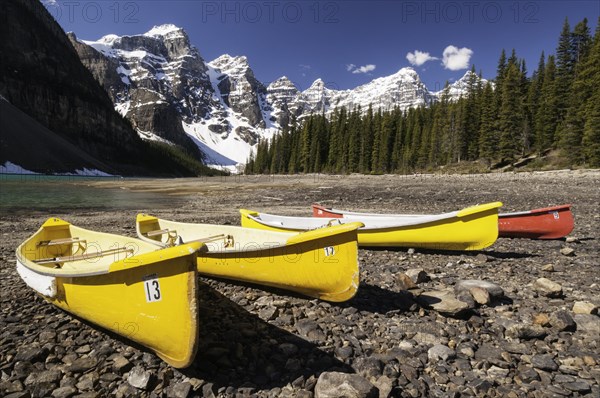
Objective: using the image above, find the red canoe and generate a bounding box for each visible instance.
[312,204,574,240]
[497,204,574,239]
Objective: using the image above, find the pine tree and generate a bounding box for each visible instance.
[498,63,523,159]
[347,108,361,172]
[555,18,575,129]
[429,90,449,167]
[559,18,594,164]
[478,82,497,163]
[582,90,600,166]
[359,106,374,173]
[536,55,558,152]
[391,112,405,171]
[496,49,507,87]
[580,18,600,166]
[527,52,545,151]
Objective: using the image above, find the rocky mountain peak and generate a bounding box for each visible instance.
[143,24,185,39]
[267,76,298,91]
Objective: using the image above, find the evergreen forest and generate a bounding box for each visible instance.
[246,18,600,174]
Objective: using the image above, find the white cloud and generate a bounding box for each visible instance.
[348,64,376,74]
[442,45,473,71]
[406,50,438,66]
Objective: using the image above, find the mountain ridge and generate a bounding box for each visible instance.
[73,23,486,168]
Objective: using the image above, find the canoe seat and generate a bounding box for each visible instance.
[145,228,180,246]
[34,247,134,265]
[37,237,87,247]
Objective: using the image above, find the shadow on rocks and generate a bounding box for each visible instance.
[181,283,351,391]
[340,283,417,314]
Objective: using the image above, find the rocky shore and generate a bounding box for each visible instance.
[1,171,599,397]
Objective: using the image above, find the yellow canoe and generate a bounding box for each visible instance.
[136,214,363,302]
[240,202,503,251]
[16,218,203,368]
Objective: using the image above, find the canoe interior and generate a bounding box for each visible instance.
[136,214,294,251]
[16,218,202,368]
[17,218,159,277]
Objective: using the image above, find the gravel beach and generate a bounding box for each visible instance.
[1,170,599,397]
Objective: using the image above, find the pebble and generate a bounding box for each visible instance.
[127,367,153,390]
[51,386,78,398]
[548,310,575,331]
[112,356,132,373]
[504,324,547,340]
[572,301,598,315]
[314,372,378,398]
[428,345,456,362]
[533,313,551,326]
[560,247,576,256]
[416,290,470,317]
[454,280,504,299]
[468,287,491,305]
[165,381,192,398]
[541,264,555,272]
[396,273,417,290]
[573,314,600,335]
[531,354,558,371]
[67,357,98,373]
[405,268,429,284]
[533,278,563,298]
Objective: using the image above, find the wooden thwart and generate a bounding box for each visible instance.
[186,234,226,244]
[146,229,176,238]
[37,237,87,247]
[34,247,134,265]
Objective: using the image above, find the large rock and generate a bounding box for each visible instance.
[417,290,470,317]
[314,372,378,398]
[533,278,563,298]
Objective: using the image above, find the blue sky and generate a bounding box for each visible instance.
[44,0,598,91]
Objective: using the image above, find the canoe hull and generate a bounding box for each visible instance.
[498,205,574,239]
[16,218,201,368]
[198,228,359,302]
[136,215,362,302]
[245,203,502,251]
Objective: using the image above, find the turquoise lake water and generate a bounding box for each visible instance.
[0,175,184,213]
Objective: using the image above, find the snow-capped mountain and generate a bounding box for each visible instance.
[433,70,491,101]
[70,24,483,168]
